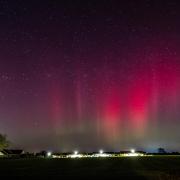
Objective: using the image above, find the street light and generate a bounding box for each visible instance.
[74,151,78,155]
[47,151,52,157]
[99,150,104,154]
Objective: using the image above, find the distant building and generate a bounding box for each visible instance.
[0,151,5,156]
[2,149,24,156]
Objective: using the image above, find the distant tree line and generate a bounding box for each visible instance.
[0,134,9,150]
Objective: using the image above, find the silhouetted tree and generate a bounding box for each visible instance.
[0,134,9,150]
[158,148,166,154]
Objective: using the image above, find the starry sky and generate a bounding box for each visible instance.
[0,0,180,152]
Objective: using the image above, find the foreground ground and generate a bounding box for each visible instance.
[0,156,180,179]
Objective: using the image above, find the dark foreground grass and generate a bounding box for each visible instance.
[0,156,180,179]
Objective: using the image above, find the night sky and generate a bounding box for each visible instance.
[0,0,180,152]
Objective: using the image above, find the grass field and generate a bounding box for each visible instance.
[0,156,180,179]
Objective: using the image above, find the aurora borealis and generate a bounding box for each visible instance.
[0,0,180,152]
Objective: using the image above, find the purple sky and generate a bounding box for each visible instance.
[0,0,180,152]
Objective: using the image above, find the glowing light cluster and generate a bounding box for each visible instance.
[68,151,83,158]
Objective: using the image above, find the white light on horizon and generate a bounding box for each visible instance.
[131,149,135,153]
[47,151,52,157]
[74,151,78,155]
[99,150,104,154]
[126,153,139,157]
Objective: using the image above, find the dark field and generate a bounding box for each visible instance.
[0,156,180,179]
